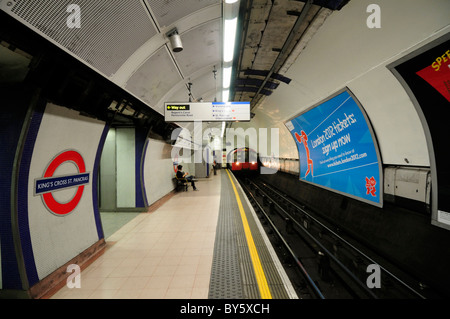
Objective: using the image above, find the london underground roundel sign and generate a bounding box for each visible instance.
[34,150,90,216]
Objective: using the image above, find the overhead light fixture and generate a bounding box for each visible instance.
[221,121,226,138]
[223,66,232,89]
[223,17,237,63]
[222,0,240,105]
[221,0,239,138]
[223,90,230,102]
[166,28,183,53]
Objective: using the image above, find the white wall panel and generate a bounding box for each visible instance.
[27,103,105,280]
[143,138,177,205]
[116,128,136,208]
[348,66,430,166]
[99,129,116,210]
[125,47,182,114]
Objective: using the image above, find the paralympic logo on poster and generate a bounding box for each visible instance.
[34,150,90,216]
[286,90,382,206]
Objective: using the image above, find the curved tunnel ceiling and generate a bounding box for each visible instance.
[0,0,351,134]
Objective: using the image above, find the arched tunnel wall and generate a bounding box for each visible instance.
[238,0,450,167]
[143,138,179,207]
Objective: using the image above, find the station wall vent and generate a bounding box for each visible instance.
[1,0,158,77]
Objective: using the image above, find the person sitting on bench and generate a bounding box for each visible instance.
[176,165,198,191]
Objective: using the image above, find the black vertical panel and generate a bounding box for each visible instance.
[393,35,450,216]
[0,86,31,290]
[15,95,46,288]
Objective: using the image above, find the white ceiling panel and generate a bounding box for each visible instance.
[155,65,222,106]
[145,0,220,28]
[174,19,221,77]
[190,72,221,102]
[126,47,182,114]
[1,0,343,133]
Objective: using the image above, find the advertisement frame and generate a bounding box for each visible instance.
[387,32,450,231]
[285,87,384,208]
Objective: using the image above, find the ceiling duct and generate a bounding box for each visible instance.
[250,0,314,109]
[232,0,349,109]
[0,0,158,77]
[293,0,350,11]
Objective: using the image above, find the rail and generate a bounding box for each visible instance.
[239,176,427,299]
[245,188,325,299]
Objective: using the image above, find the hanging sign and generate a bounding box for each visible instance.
[165,102,250,122]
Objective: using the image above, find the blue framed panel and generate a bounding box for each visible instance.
[285,88,383,207]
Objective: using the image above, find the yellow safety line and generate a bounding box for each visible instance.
[226,169,272,299]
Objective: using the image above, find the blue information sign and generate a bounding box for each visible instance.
[285,89,383,206]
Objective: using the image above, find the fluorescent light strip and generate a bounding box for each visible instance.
[223,1,239,106]
[223,89,230,102]
[221,121,226,138]
[223,66,232,89]
[223,17,237,63]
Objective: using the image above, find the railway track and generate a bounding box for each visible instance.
[236,174,435,299]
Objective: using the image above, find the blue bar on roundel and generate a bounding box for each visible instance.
[35,173,90,195]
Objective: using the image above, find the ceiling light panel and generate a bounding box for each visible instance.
[174,20,221,76]
[146,0,220,28]
[223,17,238,63]
[126,47,182,113]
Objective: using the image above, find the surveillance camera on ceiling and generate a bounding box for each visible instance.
[167,28,183,53]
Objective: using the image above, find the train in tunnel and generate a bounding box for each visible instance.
[227,147,259,172]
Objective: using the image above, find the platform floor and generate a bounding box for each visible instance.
[51,169,296,299]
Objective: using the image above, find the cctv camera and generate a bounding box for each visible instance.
[170,33,183,52]
[167,29,183,53]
